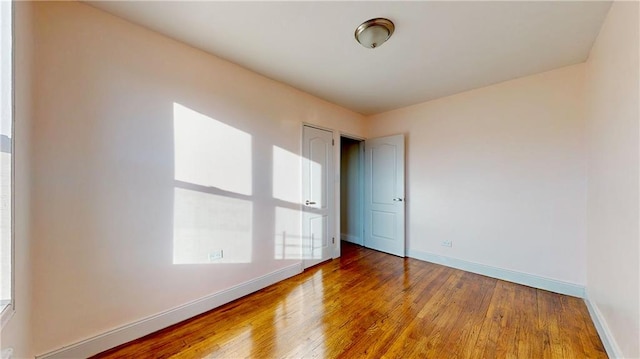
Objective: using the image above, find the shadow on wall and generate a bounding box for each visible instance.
[171,103,321,264]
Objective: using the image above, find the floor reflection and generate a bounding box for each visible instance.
[92,242,606,359]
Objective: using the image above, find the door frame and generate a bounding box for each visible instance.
[301,123,337,268]
[301,125,405,264]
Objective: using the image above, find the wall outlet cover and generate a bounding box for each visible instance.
[208,250,224,261]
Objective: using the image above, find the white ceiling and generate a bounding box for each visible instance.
[87,1,612,115]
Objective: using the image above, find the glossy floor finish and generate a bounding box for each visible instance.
[94,242,607,359]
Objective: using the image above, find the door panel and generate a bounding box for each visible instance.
[371,210,396,240]
[309,138,328,209]
[371,144,396,204]
[364,134,405,257]
[302,125,334,268]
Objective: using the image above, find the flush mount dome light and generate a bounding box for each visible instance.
[355,18,395,49]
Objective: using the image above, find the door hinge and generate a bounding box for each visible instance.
[332,139,335,146]
[332,237,335,244]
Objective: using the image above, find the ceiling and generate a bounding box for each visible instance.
[87,1,612,115]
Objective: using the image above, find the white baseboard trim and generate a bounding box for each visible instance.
[584,293,622,358]
[37,263,303,359]
[340,233,362,245]
[407,249,585,298]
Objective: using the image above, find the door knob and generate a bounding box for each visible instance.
[393,198,403,202]
[305,200,317,205]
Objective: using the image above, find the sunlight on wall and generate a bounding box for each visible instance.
[274,206,302,260]
[273,146,301,204]
[272,145,324,261]
[173,103,252,195]
[173,188,252,264]
[173,102,254,264]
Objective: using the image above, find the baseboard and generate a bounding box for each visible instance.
[340,233,362,245]
[37,263,303,359]
[584,293,623,358]
[407,249,585,298]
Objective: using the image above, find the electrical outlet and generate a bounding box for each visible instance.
[208,250,224,262]
[441,240,453,248]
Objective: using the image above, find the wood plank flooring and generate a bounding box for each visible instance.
[94,242,607,358]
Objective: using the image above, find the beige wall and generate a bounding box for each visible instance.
[24,1,365,355]
[368,64,587,285]
[585,2,640,358]
[0,2,34,358]
[3,1,639,357]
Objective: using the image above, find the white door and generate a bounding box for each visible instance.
[302,125,334,268]
[364,134,405,257]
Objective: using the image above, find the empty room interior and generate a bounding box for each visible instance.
[1,1,639,358]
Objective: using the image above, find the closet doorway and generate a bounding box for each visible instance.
[339,136,364,246]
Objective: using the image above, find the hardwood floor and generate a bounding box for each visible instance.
[94,242,607,358]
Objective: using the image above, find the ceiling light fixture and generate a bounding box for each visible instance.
[354,18,395,49]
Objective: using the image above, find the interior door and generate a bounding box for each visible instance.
[302,125,334,268]
[364,134,405,257]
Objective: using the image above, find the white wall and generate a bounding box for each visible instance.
[0,2,34,358]
[368,64,587,286]
[584,2,640,358]
[26,2,365,355]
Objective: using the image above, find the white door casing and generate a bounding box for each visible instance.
[302,125,334,268]
[364,134,405,257]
